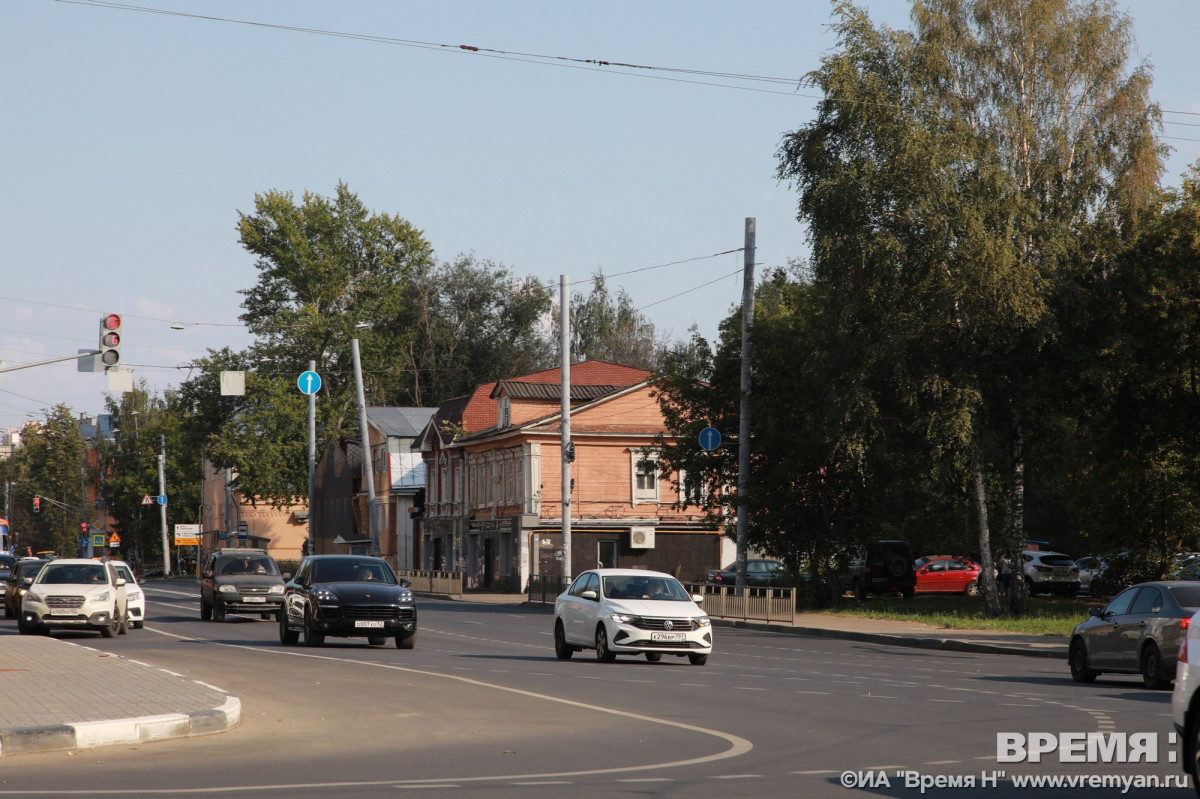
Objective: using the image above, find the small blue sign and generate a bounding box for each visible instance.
[80,538,89,548]
[157,494,167,506]
[699,426,722,452]
[298,370,322,395]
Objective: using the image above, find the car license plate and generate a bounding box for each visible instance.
[1053,568,1069,578]
[49,608,77,616]
[244,596,267,603]
[355,620,385,629]
[650,632,685,642]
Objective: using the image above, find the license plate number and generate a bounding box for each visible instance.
[49,608,77,616]
[1053,569,1069,578]
[650,632,684,642]
[355,620,385,629]
[244,596,267,603]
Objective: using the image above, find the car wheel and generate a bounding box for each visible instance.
[367,636,387,646]
[261,612,273,621]
[17,615,36,635]
[1141,643,1170,690]
[100,612,118,639]
[1069,638,1098,683]
[200,597,212,621]
[133,619,144,629]
[964,581,980,597]
[645,653,662,663]
[302,609,324,647]
[395,629,416,650]
[595,625,616,663]
[278,608,299,645]
[213,600,226,623]
[554,621,574,661]
[118,611,128,635]
[688,653,709,666]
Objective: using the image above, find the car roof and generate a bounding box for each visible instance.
[581,568,676,579]
[305,554,387,562]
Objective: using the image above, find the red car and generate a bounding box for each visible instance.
[914,555,982,595]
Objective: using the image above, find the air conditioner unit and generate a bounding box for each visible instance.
[630,526,655,549]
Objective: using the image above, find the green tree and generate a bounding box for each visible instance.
[19,405,87,556]
[565,271,671,370]
[775,0,1162,615]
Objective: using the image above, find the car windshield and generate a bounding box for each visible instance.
[1167,585,1200,609]
[311,560,397,584]
[602,575,690,601]
[220,557,277,575]
[39,563,106,584]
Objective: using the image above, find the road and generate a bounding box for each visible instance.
[0,580,1191,798]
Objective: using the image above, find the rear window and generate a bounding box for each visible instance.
[1038,556,1074,567]
[1167,585,1200,609]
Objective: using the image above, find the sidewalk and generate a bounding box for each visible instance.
[0,595,1065,759]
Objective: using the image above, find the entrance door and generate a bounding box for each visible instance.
[483,538,495,588]
[598,540,618,569]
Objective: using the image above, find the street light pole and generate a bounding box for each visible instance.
[351,338,380,556]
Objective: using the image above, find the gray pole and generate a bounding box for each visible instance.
[352,339,380,556]
[735,218,756,589]
[159,435,170,577]
[308,358,317,552]
[560,275,572,583]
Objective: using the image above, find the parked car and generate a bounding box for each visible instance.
[200,548,286,622]
[553,568,712,665]
[111,560,144,629]
[707,559,788,587]
[842,540,917,599]
[1074,556,1107,594]
[1021,550,1080,597]
[5,558,49,619]
[1069,581,1200,689]
[0,553,15,609]
[19,558,128,637]
[279,555,417,648]
[914,555,982,595]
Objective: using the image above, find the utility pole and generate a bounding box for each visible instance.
[307,358,317,551]
[159,436,170,577]
[735,218,756,589]
[352,339,380,556]
[560,274,572,583]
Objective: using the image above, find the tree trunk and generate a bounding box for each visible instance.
[973,440,1000,618]
[1007,404,1029,617]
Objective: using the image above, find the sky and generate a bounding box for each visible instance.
[2,0,1198,431]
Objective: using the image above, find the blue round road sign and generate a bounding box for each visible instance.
[699,426,722,451]
[298,370,322,395]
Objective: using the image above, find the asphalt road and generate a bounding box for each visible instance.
[0,580,1191,798]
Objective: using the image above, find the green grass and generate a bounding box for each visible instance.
[820,594,1098,637]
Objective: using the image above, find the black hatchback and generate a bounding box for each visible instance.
[279,555,417,649]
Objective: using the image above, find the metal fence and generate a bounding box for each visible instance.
[525,575,794,625]
[396,569,463,597]
[684,583,796,625]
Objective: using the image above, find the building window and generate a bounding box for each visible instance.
[631,449,659,506]
[498,397,511,428]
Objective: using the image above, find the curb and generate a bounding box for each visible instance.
[0,695,241,757]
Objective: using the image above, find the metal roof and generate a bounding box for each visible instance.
[365,407,438,438]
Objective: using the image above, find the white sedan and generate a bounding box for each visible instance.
[112,560,145,628]
[553,568,712,665]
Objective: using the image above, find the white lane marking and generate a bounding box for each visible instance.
[711,774,761,780]
[70,628,754,795]
[793,770,841,775]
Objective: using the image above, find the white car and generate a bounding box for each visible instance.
[111,560,144,629]
[19,558,128,637]
[553,568,712,665]
[1021,550,1080,597]
[1172,610,1200,791]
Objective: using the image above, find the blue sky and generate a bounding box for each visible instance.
[2,0,1198,430]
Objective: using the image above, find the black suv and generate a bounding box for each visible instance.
[844,540,917,599]
[279,555,417,649]
[200,548,286,622]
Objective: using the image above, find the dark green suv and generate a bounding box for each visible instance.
[200,548,286,622]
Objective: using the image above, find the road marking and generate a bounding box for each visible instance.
[711,774,762,780]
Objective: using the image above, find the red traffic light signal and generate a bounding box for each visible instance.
[33,496,41,513]
[99,313,122,368]
[81,522,89,534]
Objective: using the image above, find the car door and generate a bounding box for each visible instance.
[1115,586,1162,670]
[562,572,599,645]
[1087,587,1139,669]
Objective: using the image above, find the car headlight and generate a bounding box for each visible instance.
[314,588,338,601]
[398,590,414,602]
[610,612,639,624]
[269,584,284,595]
[695,616,711,628]
[219,584,239,594]
[126,590,142,602]
[24,590,43,604]
[89,591,111,604]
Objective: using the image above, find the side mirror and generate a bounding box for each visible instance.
[692,593,704,604]
[1088,605,1105,618]
[115,577,126,588]
[581,589,597,600]
[399,577,411,588]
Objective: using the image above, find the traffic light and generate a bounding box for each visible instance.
[81,522,89,534]
[33,496,40,513]
[99,313,122,369]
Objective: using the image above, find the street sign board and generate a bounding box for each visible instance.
[92,534,105,548]
[157,494,167,506]
[174,523,200,546]
[298,370,322,395]
[699,426,722,451]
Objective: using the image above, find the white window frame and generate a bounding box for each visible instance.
[630,448,660,506]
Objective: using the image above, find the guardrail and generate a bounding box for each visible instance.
[684,583,795,625]
[396,569,463,597]
[527,575,570,604]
